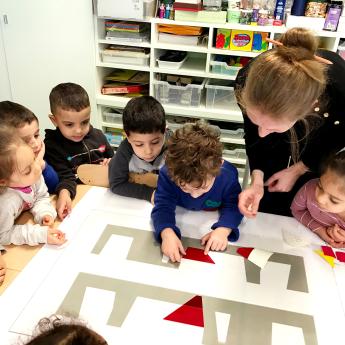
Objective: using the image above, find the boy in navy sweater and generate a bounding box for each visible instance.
[151,121,243,263]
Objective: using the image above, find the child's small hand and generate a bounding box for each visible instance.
[36,140,46,170]
[47,228,67,246]
[161,228,186,263]
[201,227,231,255]
[0,254,6,286]
[42,215,54,226]
[326,224,345,243]
[57,189,72,220]
[151,190,155,205]
[315,227,344,248]
[100,158,111,166]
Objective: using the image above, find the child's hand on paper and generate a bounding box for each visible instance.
[315,227,345,248]
[161,228,186,263]
[201,227,230,255]
[42,215,54,226]
[56,189,72,220]
[47,228,66,246]
[0,254,6,285]
[326,224,345,245]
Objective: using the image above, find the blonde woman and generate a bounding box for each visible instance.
[235,28,345,217]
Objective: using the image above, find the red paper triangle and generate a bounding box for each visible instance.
[336,251,345,263]
[164,296,204,327]
[322,245,336,258]
[237,247,254,259]
[183,247,215,264]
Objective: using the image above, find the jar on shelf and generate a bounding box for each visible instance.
[239,9,253,24]
[258,9,269,25]
[305,0,328,17]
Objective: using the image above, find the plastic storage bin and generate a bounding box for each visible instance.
[210,60,241,77]
[157,55,188,69]
[101,51,150,66]
[154,78,206,107]
[105,128,125,146]
[102,109,122,125]
[205,79,236,109]
[222,148,246,164]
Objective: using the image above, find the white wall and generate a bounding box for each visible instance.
[0,24,12,101]
[0,0,96,135]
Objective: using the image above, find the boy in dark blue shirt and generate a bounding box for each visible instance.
[151,121,243,263]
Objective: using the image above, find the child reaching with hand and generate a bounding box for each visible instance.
[291,149,345,248]
[44,83,113,219]
[151,121,243,263]
[0,129,66,261]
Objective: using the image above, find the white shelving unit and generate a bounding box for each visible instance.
[94,15,345,188]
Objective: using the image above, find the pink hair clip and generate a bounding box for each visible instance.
[265,37,333,65]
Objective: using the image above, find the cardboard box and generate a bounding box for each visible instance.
[216,29,231,49]
[230,30,253,52]
[97,0,156,20]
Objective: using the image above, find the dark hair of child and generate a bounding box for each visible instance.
[122,96,166,136]
[0,101,38,128]
[49,83,90,114]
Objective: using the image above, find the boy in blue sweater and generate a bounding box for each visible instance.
[151,121,243,263]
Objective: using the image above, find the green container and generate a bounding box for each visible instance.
[227,9,240,23]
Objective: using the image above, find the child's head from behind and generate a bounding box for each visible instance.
[25,315,107,345]
[49,83,91,142]
[123,96,166,162]
[0,101,42,155]
[166,121,222,198]
[0,128,41,193]
[316,149,345,214]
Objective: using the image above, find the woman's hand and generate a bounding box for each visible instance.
[238,170,264,218]
[265,162,308,193]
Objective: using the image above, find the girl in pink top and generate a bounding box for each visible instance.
[291,149,345,248]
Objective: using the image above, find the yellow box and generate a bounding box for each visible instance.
[229,30,253,51]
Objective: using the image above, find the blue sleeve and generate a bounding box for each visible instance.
[211,166,243,242]
[151,167,180,242]
[42,161,59,194]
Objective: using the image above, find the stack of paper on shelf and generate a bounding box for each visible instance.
[101,45,150,66]
[105,20,150,43]
[157,24,205,46]
[101,70,149,96]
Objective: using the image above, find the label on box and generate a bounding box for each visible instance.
[230,30,253,51]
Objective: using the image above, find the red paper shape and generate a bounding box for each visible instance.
[237,247,254,259]
[322,245,336,258]
[336,251,345,263]
[183,247,215,264]
[164,296,204,327]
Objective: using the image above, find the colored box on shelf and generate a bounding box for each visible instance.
[229,30,253,52]
[252,32,269,52]
[105,129,125,146]
[216,29,231,49]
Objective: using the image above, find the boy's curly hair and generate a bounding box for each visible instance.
[24,315,107,345]
[166,121,223,187]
